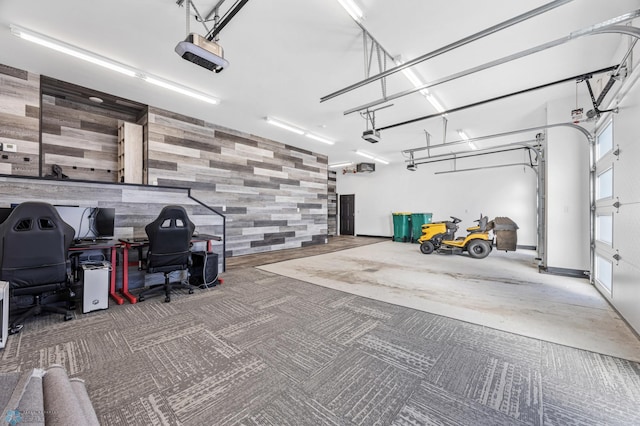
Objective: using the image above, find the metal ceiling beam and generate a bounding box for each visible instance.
[203,0,228,21]
[410,141,539,163]
[375,65,618,132]
[344,10,640,116]
[434,163,536,175]
[320,0,574,103]
[415,146,532,165]
[417,123,590,153]
[206,0,250,40]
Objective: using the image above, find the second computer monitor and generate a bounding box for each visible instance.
[94,207,115,238]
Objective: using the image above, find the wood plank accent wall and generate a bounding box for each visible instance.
[40,93,139,182]
[0,64,40,176]
[146,107,329,257]
[0,63,330,258]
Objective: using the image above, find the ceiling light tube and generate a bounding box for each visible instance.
[356,150,389,165]
[266,117,305,135]
[305,133,335,145]
[395,58,430,96]
[11,24,221,106]
[426,94,446,114]
[336,0,364,21]
[10,24,137,77]
[356,150,375,160]
[329,162,353,168]
[401,68,423,88]
[457,129,478,149]
[144,76,219,105]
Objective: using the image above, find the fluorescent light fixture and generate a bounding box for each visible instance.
[305,133,335,145]
[266,118,336,144]
[356,150,389,165]
[144,76,218,105]
[329,162,353,168]
[395,58,431,98]
[337,0,364,21]
[401,68,423,88]
[426,94,446,114]
[356,150,375,160]
[10,24,136,77]
[11,24,221,105]
[266,117,305,135]
[396,56,446,114]
[457,129,477,150]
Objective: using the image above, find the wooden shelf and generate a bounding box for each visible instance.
[117,121,143,184]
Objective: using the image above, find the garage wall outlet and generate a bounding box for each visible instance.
[0,143,18,152]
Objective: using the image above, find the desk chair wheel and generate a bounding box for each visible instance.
[138,295,146,302]
[164,296,171,303]
[188,288,194,294]
[64,313,73,321]
[9,324,24,335]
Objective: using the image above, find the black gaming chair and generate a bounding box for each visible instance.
[138,205,196,303]
[0,202,76,334]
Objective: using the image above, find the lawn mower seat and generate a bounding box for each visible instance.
[468,216,489,233]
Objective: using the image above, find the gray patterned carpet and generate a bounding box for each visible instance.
[1,267,640,425]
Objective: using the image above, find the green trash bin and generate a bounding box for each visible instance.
[411,213,433,243]
[392,212,412,242]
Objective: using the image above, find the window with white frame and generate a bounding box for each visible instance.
[596,120,613,161]
[596,214,613,246]
[595,254,613,293]
[596,167,613,200]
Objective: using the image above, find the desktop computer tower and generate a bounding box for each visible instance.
[189,252,219,288]
[80,262,110,313]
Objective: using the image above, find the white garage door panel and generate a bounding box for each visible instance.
[614,203,640,271]
[612,258,640,333]
[611,145,640,204]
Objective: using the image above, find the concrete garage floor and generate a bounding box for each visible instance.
[258,240,640,362]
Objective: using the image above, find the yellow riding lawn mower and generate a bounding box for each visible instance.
[418,215,518,259]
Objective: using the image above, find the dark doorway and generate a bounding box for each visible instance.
[339,194,355,235]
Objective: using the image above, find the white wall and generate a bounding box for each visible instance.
[337,148,539,246]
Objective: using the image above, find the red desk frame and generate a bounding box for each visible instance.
[117,239,147,304]
[118,235,221,301]
[70,241,127,305]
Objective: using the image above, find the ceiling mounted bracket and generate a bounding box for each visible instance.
[205,0,251,41]
[582,76,620,119]
[375,65,619,132]
[343,10,640,116]
[360,104,393,143]
[321,0,575,103]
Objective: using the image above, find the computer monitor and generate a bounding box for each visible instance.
[93,207,115,238]
[0,207,14,224]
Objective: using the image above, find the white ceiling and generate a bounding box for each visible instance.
[0,0,638,166]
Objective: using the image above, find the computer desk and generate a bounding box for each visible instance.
[118,234,221,304]
[69,240,125,305]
